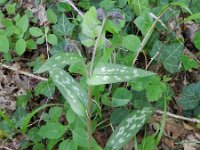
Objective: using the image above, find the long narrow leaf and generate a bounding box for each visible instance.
[49,68,88,117]
[105,107,153,150]
[21,104,55,133]
[34,52,82,73]
[88,63,155,85]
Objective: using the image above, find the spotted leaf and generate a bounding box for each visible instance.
[49,68,87,117]
[105,107,153,150]
[87,63,155,85]
[34,52,82,73]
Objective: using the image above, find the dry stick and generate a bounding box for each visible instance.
[0,63,48,81]
[155,110,200,124]
[132,5,173,66]
[62,0,84,17]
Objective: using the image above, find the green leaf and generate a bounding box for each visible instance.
[134,11,153,35]
[177,82,200,110]
[47,34,58,45]
[28,127,42,143]
[37,122,68,139]
[16,15,29,33]
[150,40,184,73]
[48,107,63,122]
[53,13,75,36]
[112,88,132,107]
[138,135,157,150]
[130,0,149,16]
[59,140,69,150]
[5,3,16,14]
[26,39,37,49]
[105,107,153,150]
[35,79,55,98]
[46,8,57,24]
[15,38,26,55]
[131,90,151,108]
[122,35,141,52]
[181,55,199,70]
[0,35,9,53]
[194,31,200,50]
[21,104,54,133]
[29,27,43,37]
[49,68,87,117]
[72,128,97,148]
[34,52,82,73]
[87,63,155,85]
[36,36,45,44]
[82,7,99,39]
[110,108,129,125]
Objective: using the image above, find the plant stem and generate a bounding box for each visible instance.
[132,5,173,66]
[87,18,107,150]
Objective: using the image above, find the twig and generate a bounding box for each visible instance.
[62,0,84,17]
[0,63,48,81]
[155,110,200,124]
[0,146,13,150]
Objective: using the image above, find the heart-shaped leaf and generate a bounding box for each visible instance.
[150,40,184,73]
[87,63,155,85]
[105,107,153,150]
[112,88,132,107]
[53,13,75,36]
[177,82,200,110]
[34,52,82,73]
[49,68,87,117]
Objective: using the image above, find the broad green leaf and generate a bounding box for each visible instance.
[122,35,141,52]
[138,135,157,150]
[129,0,149,16]
[21,104,54,133]
[112,88,132,107]
[0,35,9,53]
[59,140,69,150]
[134,11,153,35]
[82,7,99,39]
[29,27,43,37]
[46,8,57,24]
[177,82,200,110]
[87,63,155,85]
[26,39,37,49]
[37,122,68,139]
[47,34,58,45]
[150,40,184,73]
[34,52,82,73]
[16,15,29,33]
[33,143,44,150]
[181,55,199,70]
[15,38,26,55]
[131,90,151,108]
[48,107,63,122]
[105,107,153,150]
[28,127,42,143]
[36,36,45,44]
[194,31,200,50]
[72,128,97,148]
[110,108,129,125]
[5,3,16,14]
[35,79,55,98]
[53,13,75,36]
[49,68,87,117]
